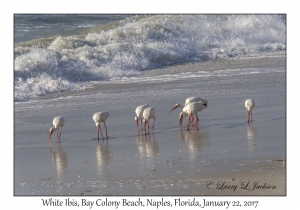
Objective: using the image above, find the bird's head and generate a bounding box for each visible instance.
[179,112,187,126]
[49,127,57,135]
[200,99,208,105]
[179,112,188,119]
[203,103,207,107]
[48,128,55,143]
[135,116,139,126]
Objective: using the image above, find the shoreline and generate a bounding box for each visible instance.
[15,55,285,103]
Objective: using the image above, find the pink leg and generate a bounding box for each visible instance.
[144,121,147,134]
[136,119,139,131]
[152,116,156,131]
[185,115,192,128]
[186,115,190,130]
[193,115,199,127]
[247,111,250,123]
[104,122,108,138]
[191,115,195,124]
[56,130,59,141]
[187,113,193,130]
[140,118,143,131]
[98,125,104,140]
[194,121,199,130]
[249,111,251,122]
[56,130,61,144]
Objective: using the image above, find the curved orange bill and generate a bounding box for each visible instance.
[168,106,177,115]
[48,130,53,144]
[179,115,183,127]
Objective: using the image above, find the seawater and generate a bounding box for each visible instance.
[14,14,286,102]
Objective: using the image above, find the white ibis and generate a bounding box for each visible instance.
[143,107,156,134]
[178,103,202,128]
[168,97,208,127]
[48,116,65,145]
[185,97,208,106]
[245,99,255,123]
[168,97,208,115]
[93,112,109,140]
[135,104,150,132]
[183,102,207,130]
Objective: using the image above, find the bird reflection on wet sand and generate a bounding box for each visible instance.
[180,129,209,159]
[96,140,112,176]
[48,144,68,179]
[136,133,159,158]
[247,123,257,154]
[136,133,159,172]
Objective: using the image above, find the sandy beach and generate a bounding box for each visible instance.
[14,57,286,196]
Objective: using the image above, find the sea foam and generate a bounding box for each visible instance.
[14,15,286,101]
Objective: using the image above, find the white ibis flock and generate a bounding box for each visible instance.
[48,97,256,144]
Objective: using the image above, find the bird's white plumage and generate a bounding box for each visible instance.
[179,102,206,121]
[135,104,151,132]
[168,97,208,128]
[185,97,208,105]
[181,102,207,129]
[245,99,255,111]
[245,99,255,122]
[143,107,156,133]
[52,116,65,129]
[179,111,188,119]
[135,104,150,119]
[48,116,65,144]
[184,102,207,115]
[93,112,109,125]
[143,107,156,121]
[168,96,208,116]
[93,112,109,139]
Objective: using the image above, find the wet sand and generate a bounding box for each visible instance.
[14,58,286,196]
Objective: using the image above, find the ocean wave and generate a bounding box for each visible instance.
[14,14,286,101]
